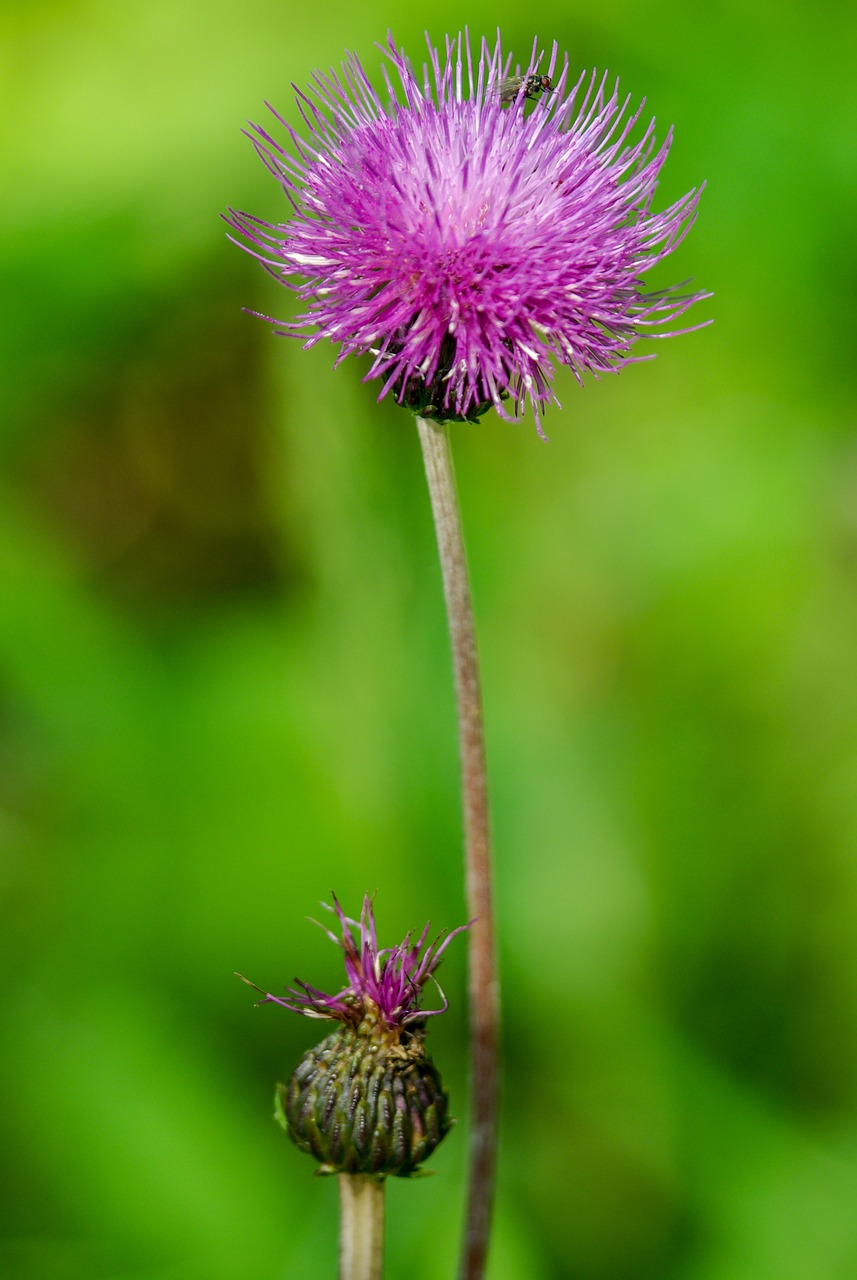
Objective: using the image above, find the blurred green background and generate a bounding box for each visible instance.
[2,1,856,1278]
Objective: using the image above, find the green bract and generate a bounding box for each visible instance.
[279,1013,451,1177]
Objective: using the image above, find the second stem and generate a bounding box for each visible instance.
[416,417,499,1280]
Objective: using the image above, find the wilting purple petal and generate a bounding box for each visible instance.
[239,894,469,1029]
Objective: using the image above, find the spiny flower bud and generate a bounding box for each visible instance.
[239,895,468,1177]
[277,1014,450,1175]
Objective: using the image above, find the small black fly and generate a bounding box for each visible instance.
[498,73,553,106]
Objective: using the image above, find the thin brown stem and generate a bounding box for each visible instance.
[416,417,499,1280]
[338,1174,385,1280]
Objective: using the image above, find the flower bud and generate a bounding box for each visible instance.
[277,1013,451,1176]
[239,895,467,1178]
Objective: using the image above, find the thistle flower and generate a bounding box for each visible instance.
[240,896,468,1176]
[226,31,707,434]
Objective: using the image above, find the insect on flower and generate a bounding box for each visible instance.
[226,32,709,435]
[498,72,553,105]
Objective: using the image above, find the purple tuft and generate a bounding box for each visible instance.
[226,31,708,434]
[239,895,469,1029]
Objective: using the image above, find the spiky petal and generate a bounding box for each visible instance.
[240,894,468,1028]
[226,31,708,433]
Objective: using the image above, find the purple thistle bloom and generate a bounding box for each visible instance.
[226,31,708,434]
[239,894,469,1030]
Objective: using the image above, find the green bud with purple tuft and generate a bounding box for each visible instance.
[239,895,468,1177]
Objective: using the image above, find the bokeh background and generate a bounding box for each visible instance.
[2,1,856,1278]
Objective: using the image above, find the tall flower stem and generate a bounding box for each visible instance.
[416,418,499,1280]
[338,1174,385,1280]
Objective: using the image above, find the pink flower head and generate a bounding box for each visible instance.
[240,895,469,1029]
[226,31,708,434]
